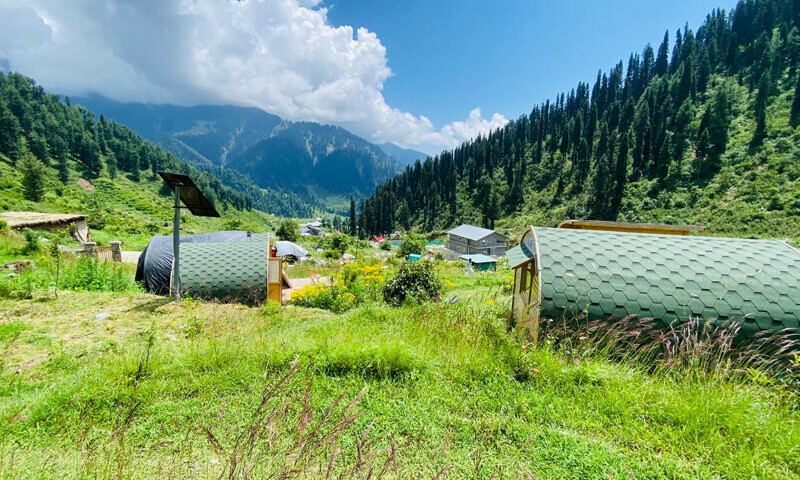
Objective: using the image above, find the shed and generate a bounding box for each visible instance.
[509,226,800,341]
[178,242,269,304]
[447,224,507,256]
[459,254,497,271]
[1,211,91,242]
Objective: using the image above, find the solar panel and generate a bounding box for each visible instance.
[157,171,220,217]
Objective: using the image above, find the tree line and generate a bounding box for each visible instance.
[358,0,800,236]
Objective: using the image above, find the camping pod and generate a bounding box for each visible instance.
[507,227,800,341]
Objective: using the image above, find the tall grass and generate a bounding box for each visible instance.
[0,254,139,299]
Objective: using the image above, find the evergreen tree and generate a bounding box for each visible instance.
[20,151,47,202]
[655,31,670,77]
[349,196,356,236]
[791,72,800,125]
[0,101,22,164]
[752,76,769,146]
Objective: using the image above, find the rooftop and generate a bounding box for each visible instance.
[459,254,497,264]
[447,224,503,241]
[0,211,87,228]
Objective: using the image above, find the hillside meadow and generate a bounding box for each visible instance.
[0,230,799,479]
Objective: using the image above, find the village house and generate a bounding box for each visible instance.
[447,224,507,256]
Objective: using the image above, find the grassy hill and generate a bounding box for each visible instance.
[0,153,276,250]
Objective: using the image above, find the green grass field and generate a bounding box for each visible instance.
[1,234,799,479]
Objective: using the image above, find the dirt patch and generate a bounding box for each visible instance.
[76,178,96,191]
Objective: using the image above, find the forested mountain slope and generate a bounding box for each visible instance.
[0,72,309,247]
[361,0,800,246]
[74,96,404,202]
[227,122,403,199]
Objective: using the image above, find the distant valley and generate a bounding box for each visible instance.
[73,95,422,206]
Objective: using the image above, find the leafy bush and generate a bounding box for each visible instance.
[0,220,7,231]
[322,233,350,260]
[383,260,443,306]
[21,228,40,255]
[396,232,425,259]
[379,240,391,251]
[276,219,299,242]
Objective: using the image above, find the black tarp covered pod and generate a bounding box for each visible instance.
[135,231,269,294]
[175,242,269,304]
[509,227,800,339]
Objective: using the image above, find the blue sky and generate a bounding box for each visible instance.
[326,0,739,128]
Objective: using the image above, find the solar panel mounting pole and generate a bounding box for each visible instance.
[173,185,181,301]
[157,171,220,302]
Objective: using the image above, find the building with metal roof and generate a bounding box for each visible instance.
[459,254,497,271]
[447,224,507,256]
[509,226,800,341]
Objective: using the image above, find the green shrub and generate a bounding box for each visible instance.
[0,220,7,231]
[379,240,391,251]
[396,232,425,259]
[322,233,350,260]
[276,219,299,242]
[383,260,443,306]
[21,228,40,255]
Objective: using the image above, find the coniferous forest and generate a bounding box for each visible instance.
[0,72,311,217]
[360,0,800,244]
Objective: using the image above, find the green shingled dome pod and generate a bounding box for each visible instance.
[515,227,800,338]
[175,242,269,304]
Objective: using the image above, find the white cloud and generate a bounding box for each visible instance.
[0,0,507,153]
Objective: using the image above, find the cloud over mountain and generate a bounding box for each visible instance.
[0,0,507,152]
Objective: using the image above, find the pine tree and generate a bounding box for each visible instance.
[791,72,800,126]
[0,101,22,164]
[610,132,629,218]
[20,151,47,202]
[751,77,769,146]
[655,31,670,77]
[349,196,356,236]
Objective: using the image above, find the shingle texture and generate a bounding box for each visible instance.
[178,242,268,304]
[533,227,800,337]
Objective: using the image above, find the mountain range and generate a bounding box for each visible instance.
[73,95,420,203]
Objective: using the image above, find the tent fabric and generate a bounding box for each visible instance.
[274,241,308,258]
[136,231,268,295]
[526,227,800,338]
[178,242,268,304]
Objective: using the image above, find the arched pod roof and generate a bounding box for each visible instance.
[177,242,269,304]
[524,227,800,337]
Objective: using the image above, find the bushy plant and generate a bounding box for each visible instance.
[275,219,299,242]
[383,260,443,306]
[322,233,350,260]
[338,261,390,302]
[21,228,40,255]
[379,240,391,251]
[59,256,137,292]
[396,232,425,259]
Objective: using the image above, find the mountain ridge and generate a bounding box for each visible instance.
[73,95,404,203]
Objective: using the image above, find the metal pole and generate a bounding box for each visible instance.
[173,185,181,302]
